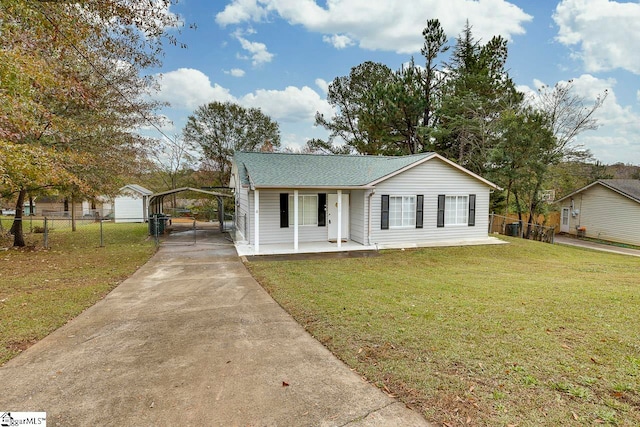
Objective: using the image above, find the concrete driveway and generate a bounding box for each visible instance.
[0,226,429,426]
[555,235,640,257]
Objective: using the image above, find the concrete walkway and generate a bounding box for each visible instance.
[0,227,429,426]
[555,235,640,258]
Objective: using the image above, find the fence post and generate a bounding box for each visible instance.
[100,219,104,247]
[44,217,49,249]
[193,218,197,244]
[154,216,159,246]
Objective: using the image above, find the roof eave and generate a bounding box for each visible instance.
[556,180,640,204]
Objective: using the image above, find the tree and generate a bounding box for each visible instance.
[531,80,607,161]
[434,22,522,175]
[147,136,196,206]
[489,108,557,234]
[1,0,180,245]
[183,102,281,186]
[420,19,449,137]
[313,61,395,154]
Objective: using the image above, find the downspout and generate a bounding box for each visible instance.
[367,188,376,246]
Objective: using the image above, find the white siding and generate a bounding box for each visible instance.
[562,185,640,245]
[235,185,251,242]
[350,190,367,244]
[114,195,145,223]
[257,191,332,245]
[370,158,491,245]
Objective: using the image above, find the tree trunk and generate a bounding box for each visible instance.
[11,189,26,247]
[71,193,77,232]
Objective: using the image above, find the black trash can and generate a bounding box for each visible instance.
[506,222,520,237]
[149,213,167,235]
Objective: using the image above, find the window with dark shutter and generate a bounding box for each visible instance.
[437,194,445,228]
[318,193,326,227]
[468,194,476,226]
[416,195,424,228]
[381,195,389,230]
[279,193,289,228]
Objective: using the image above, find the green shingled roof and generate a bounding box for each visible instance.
[233,151,436,188]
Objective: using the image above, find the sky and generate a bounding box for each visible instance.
[144,0,640,166]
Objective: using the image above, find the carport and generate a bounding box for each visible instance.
[148,187,231,233]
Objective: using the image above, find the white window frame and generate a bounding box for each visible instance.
[444,195,468,226]
[289,194,318,226]
[389,195,416,228]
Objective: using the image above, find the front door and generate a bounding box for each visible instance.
[328,193,349,242]
[560,207,570,233]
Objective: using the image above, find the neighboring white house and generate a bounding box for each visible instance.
[114,184,153,223]
[229,151,503,255]
[556,179,640,246]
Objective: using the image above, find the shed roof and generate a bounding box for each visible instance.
[120,184,153,196]
[557,179,640,204]
[232,151,499,189]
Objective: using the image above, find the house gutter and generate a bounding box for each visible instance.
[367,188,375,246]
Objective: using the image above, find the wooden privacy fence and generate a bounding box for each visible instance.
[489,213,556,244]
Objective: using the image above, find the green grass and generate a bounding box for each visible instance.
[248,237,640,426]
[0,222,156,364]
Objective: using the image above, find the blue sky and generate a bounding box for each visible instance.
[146,0,640,166]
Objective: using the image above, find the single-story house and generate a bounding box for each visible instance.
[114,184,153,223]
[556,179,640,246]
[25,196,111,218]
[229,151,503,255]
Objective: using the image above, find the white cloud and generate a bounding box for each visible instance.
[240,86,333,122]
[235,34,274,66]
[322,34,354,49]
[215,0,267,26]
[225,68,246,77]
[553,0,640,74]
[637,90,640,103]
[153,68,236,110]
[315,78,329,94]
[215,0,531,54]
[521,74,640,164]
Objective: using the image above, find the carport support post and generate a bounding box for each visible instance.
[337,189,342,248]
[254,190,260,254]
[294,189,299,252]
[193,219,196,244]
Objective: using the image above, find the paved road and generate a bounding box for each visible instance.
[554,235,640,258]
[0,226,429,427]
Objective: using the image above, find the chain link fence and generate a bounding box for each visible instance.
[1,216,152,249]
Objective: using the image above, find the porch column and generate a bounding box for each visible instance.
[337,189,342,248]
[293,189,299,252]
[254,190,260,255]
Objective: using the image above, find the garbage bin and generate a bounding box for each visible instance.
[149,213,168,235]
[506,222,520,237]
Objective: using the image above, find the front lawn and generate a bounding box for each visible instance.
[0,222,156,364]
[248,237,640,426]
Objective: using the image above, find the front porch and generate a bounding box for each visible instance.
[234,239,376,257]
[234,236,506,257]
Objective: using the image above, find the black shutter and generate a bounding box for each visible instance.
[416,195,424,228]
[468,194,476,226]
[279,193,289,228]
[318,193,326,227]
[381,195,389,230]
[437,194,445,228]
